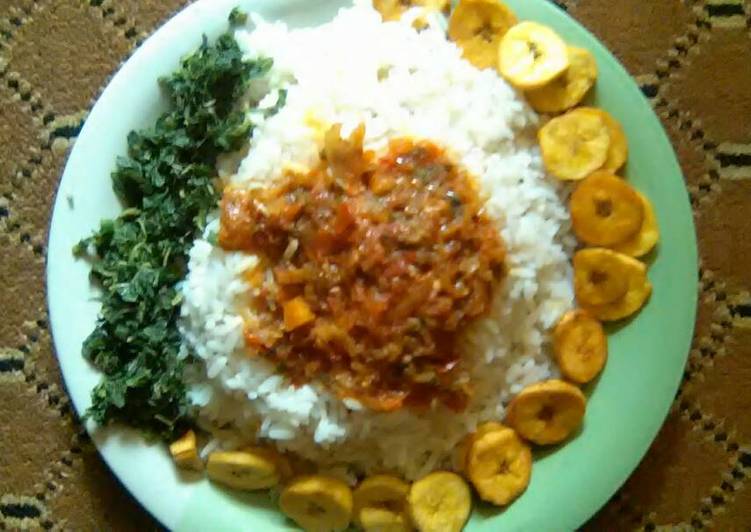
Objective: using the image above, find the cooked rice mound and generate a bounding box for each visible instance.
[179,0,574,480]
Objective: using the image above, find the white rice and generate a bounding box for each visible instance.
[179,1,575,480]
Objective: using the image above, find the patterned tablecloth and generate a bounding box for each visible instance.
[1,0,750,529]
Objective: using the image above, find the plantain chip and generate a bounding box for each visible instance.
[581,251,652,321]
[526,46,597,113]
[612,190,659,257]
[573,247,631,305]
[553,309,607,384]
[448,0,517,70]
[539,108,611,181]
[506,379,586,445]
[466,425,532,506]
[570,171,644,246]
[577,107,628,172]
[374,0,450,22]
[498,21,569,89]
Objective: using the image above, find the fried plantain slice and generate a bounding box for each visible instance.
[242,446,294,481]
[573,247,631,305]
[280,475,354,532]
[539,108,611,181]
[498,21,569,89]
[612,190,659,257]
[466,425,532,506]
[506,379,586,445]
[353,475,411,530]
[456,421,505,472]
[553,309,608,384]
[526,46,598,113]
[359,506,413,532]
[169,430,203,471]
[207,448,281,491]
[570,171,644,246]
[448,0,517,70]
[374,0,450,22]
[408,472,471,532]
[581,252,652,321]
[577,107,628,172]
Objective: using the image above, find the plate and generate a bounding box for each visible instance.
[46,0,698,530]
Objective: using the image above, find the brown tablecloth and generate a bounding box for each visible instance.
[1,0,749,529]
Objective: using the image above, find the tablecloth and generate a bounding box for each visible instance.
[1,0,749,529]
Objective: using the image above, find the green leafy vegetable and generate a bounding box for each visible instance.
[229,7,248,25]
[76,30,274,439]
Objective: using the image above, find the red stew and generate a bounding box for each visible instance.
[219,124,506,412]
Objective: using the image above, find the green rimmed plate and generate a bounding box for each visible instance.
[46,1,697,530]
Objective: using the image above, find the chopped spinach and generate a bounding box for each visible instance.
[75,29,273,439]
[228,7,248,25]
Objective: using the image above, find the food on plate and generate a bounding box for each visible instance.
[573,247,631,305]
[206,448,288,490]
[465,424,532,506]
[498,21,569,89]
[359,506,412,531]
[72,29,276,439]
[580,252,652,321]
[408,471,471,532]
[539,107,611,181]
[169,430,203,471]
[613,190,660,257]
[570,171,645,245]
[217,128,506,412]
[577,107,629,172]
[74,1,662,528]
[280,475,354,532]
[283,296,317,331]
[253,446,295,479]
[526,46,598,113]
[374,0,450,22]
[456,421,504,465]
[353,475,411,530]
[448,0,517,70]
[456,420,504,473]
[506,379,586,445]
[553,309,607,384]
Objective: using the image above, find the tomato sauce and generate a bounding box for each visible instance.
[219,124,506,412]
